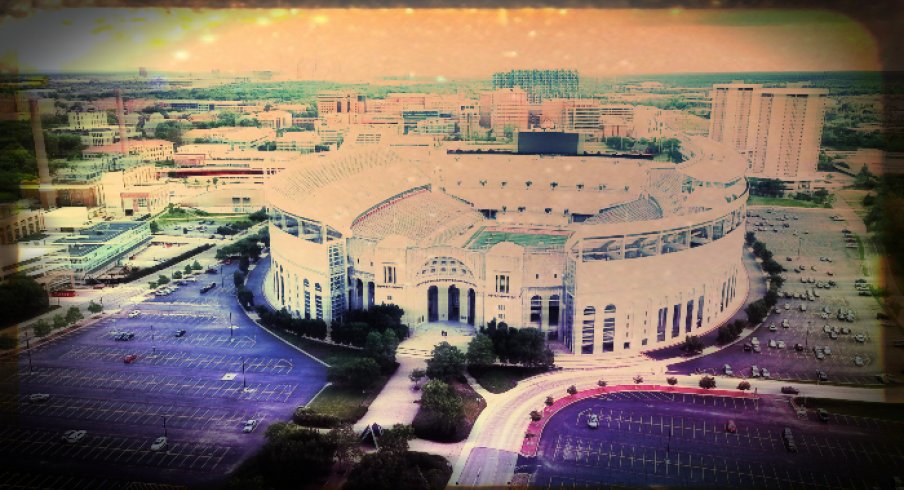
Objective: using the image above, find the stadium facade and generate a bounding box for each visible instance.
[264,135,749,356]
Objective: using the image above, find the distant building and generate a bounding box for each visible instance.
[255,110,293,129]
[68,111,108,130]
[317,91,366,118]
[54,221,151,279]
[745,88,828,179]
[0,205,45,245]
[83,139,175,162]
[492,69,579,103]
[483,88,529,133]
[0,243,72,291]
[275,131,320,152]
[709,83,762,152]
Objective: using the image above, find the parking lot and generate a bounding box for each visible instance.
[522,390,904,488]
[670,207,889,385]
[0,262,327,487]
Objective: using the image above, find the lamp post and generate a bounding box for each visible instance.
[162,415,168,437]
[242,357,246,390]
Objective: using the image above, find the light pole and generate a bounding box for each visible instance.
[242,357,246,390]
[25,335,33,374]
[162,415,168,437]
[797,236,803,258]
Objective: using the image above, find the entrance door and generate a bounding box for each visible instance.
[448,285,460,322]
[467,288,476,325]
[427,286,439,322]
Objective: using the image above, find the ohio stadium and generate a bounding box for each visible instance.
[264,134,748,356]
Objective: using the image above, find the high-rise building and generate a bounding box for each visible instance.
[486,88,529,133]
[709,83,762,152]
[492,69,579,104]
[745,88,828,179]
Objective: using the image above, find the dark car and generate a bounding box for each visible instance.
[817,371,829,382]
[123,354,138,364]
[794,343,804,352]
[781,386,800,395]
[206,268,218,274]
[817,409,830,423]
[174,329,187,337]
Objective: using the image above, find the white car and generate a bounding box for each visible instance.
[854,356,865,367]
[587,414,600,429]
[768,339,777,349]
[823,346,831,355]
[27,393,50,402]
[751,366,761,377]
[761,368,770,379]
[243,419,258,433]
[777,340,786,349]
[128,310,141,318]
[769,324,777,332]
[61,429,86,444]
[150,436,167,451]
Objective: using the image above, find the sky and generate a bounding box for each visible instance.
[0,8,882,80]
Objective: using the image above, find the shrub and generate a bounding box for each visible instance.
[737,380,751,391]
[699,375,717,389]
[633,375,644,384]
[293,408,340,428]
[666,376,678,386]
[328,358,381,389]
[87,301,103,314]
[530,410,542,421]
[32,320,52,337]
[566,385,578,396]
[597,379,607,387]
[545,396,554,406]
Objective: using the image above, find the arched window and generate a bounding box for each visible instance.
[602,304,616,353]
[548,295,560,328]
[530,295,542,326]
[303,278,310,288]
[315,283,322,292]
[581,306,596,354]
[604,304,616,314]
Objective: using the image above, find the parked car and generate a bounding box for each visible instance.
[27,393,50,402]
[174,329,187,338]
[817,371,829,381]
[123,354,138,364]
[725,420,737,433]
[243,419,259,433]
[128,310,141,318]
[761,368,770,379]
[587,414,600,429]
[723,364,733,376]
[817,409,830,423]
[750,366,760,377]
[61,429,86,444]
[151,436,168,451]
[781,386,799,395]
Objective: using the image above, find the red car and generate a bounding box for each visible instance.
[725,420,737,433]
[123,354,138,364]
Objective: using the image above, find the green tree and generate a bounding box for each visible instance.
[328,358,381,389]
[154,120,184,145]
[327,423,362,471]
[237,287,254,308]
[52,314,67,330]
[364,330,399,371]
[466,334,496,366]
[420,380,464,437]
[257,423,337,488]
[64,306,83,325]
[87,301,103,314]
[409,368,427,388]
[156,274,170,285]
[0,274,49,327]
[149,281,158,289]
[681,335,703,354]
[426,341,466,380]
[379,424,415,454]
[149,221,159,234]
[172,270,182,279]
[32,319,52,337]
[184,264,193,275]
[191,260,203,271]
[233,270,246,288]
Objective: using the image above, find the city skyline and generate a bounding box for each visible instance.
[0,8,881,79]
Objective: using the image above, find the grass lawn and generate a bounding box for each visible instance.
[748,196,825,208]
[795,397,904,422]
[468,365,549,394]
[305,374,391,422]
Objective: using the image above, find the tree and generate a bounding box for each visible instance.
[184,264,193,275]
[0,274,49,327]
[419,380,464,437]
[466,334,496,366]
[426,342,466,380]
[666,376,678,386]
[191,260,203,271]
[530,410,542,421]
[172,270,183,280]
[327,423,362,471]
[32,319,51,337]
[566,385,578,396]
[87,301,103,314]
[545,396,555,406]
[745,299,769,325]
[364,330,399,371]
[257,423,337,488]
[65,306,83,325]
[379,424,415,454]
[149,221,159,234]
[52,314,66,330]
[633,375,644,384]
[156,274,170,286]
[154,120,183,145]
[237,287,254,309]
[233,270,246,288]
[409,368,426,388]
[149,281,158,289]
[745,231,756,246]
[597,379,607,387]
[681,335,703,354]
[699,375,717,389]
[328,358,381,389]
[737,380,751,391]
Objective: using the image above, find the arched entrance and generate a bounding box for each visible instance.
[467,288,476,326]
[427,286,439,322]
[448,285,460,322]
[355,279,363,309]
[367,281,375,309]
